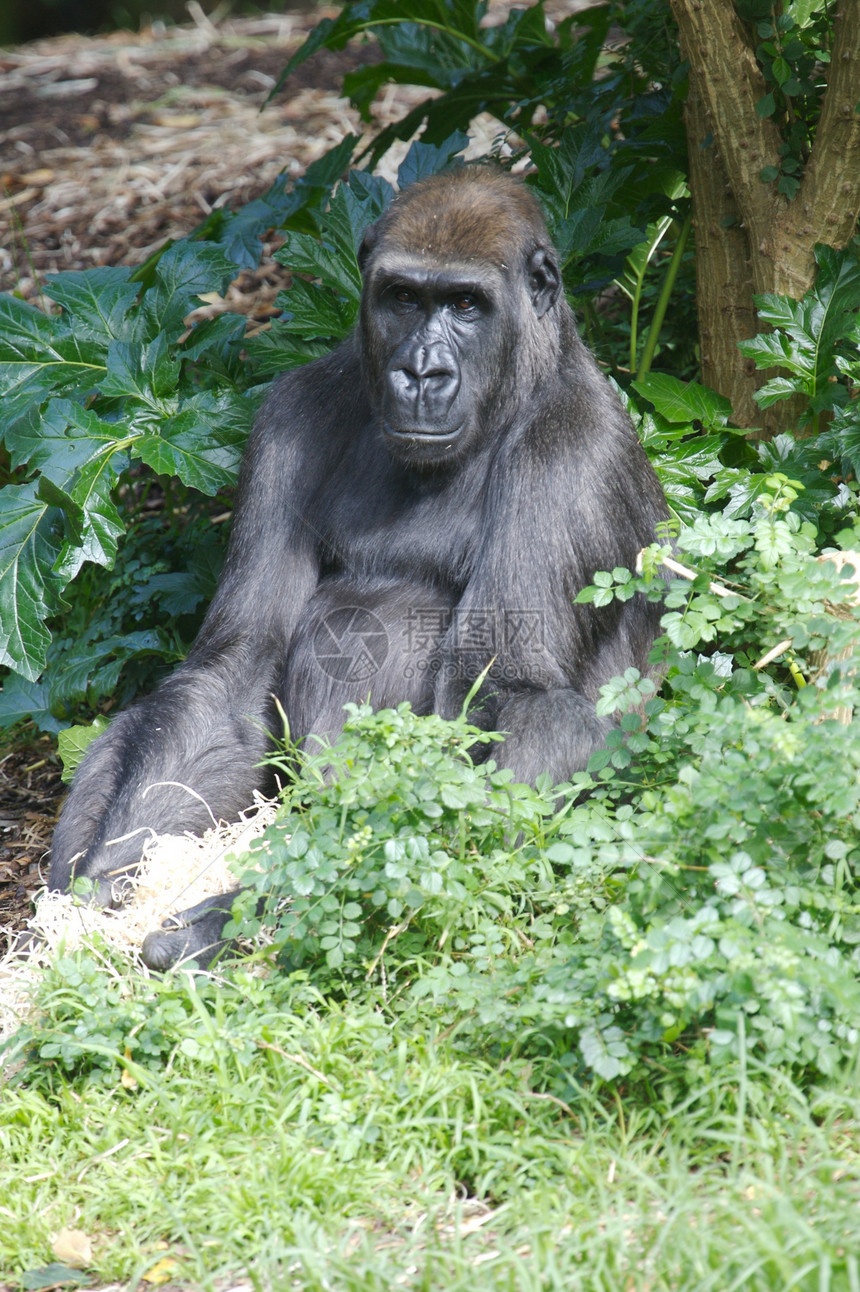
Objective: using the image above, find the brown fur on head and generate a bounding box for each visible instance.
[359,166,554,277]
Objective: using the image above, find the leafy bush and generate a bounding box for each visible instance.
[0,244,260,728]
[229,701,567,983]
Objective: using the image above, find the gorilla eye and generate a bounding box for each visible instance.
[392,287,418,305]
[451,294,477,312]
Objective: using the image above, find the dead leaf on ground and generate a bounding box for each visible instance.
[50,1229,93,1269]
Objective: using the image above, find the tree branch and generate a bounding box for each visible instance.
[793,0,860,252]
[683,71,760,424]
[669,0,782,244]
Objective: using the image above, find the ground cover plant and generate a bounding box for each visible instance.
[2,2,860,1288]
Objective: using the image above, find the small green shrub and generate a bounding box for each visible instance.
[230,702,574,984]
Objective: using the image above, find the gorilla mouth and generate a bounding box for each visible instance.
[383,420,464,445]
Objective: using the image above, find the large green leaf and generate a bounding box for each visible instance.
[0,323,108,426]
[0,292,60,359]
[4,400,105,482]
[45,267,141,341]
[277,279,357,341]
[54,456,125,580]
[142,241,241,335]
[0,482,63,678]
[0,674,64,734]
[632,374,734,426]
[133,391,253,493]
[277,227,362,302]
[242,327,330,376]
[99,339,173,407]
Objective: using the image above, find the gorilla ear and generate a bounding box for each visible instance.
[358,221,381,273]
[527,247,562,318]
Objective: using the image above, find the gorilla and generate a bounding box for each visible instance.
[49,166,667,969]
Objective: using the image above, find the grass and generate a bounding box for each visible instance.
[2,952,860,1291]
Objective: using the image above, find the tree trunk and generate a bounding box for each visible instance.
[683,72,760,429]
[668,0,860,434]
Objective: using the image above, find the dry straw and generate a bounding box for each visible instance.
[0,794,276,1049]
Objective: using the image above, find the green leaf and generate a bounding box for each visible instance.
[56,455,125,579]
[579,1024,631,1079]
[278,227,362,303]
[788,0,826,27]
[0,481,63,678]
[0,291,59,361]
[45,267,140,341]
[811,242,860,353]
[546,841,576,864]
[737,331,809,376]
[396,131,470,188]
[21,1264,91,1290]
[0,298,108,419]
[143,241,240,335]
[293,134,363,203]
[771,56,791,85]
[242,326,330,376]
[57,716,110,781]
[5,400,104,483]
[632,374,734,426]
[180,312,247,363]
[133,391,252,493]
[0,673,63,735]
[277,278,357,341]
[99,340,160,406]
[753,375,802,408]
[212,177,295,269]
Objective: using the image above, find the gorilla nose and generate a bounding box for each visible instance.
[389,363,460,421]
[400,368,457,401]
[399,348,455,387]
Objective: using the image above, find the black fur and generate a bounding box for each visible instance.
[50,167,667,969]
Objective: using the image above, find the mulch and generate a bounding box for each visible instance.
[0,6,377,296]
[0,743,62,948]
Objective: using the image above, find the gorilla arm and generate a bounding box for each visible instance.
[48,355,350,900]
[434,383,666,786]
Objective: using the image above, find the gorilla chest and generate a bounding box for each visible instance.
[314,463,484,591]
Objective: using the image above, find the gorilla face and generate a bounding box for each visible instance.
[359,211,565,469]
[365,256,508,467]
